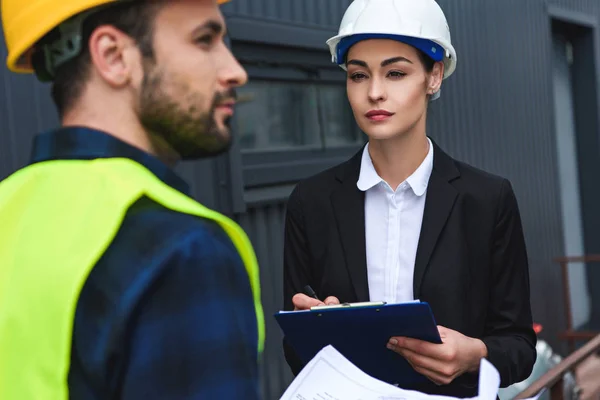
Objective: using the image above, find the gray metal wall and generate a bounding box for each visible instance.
[221,0,600,398]
[1,0,599,399]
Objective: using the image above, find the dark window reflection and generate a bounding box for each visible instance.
[235,80,364,152]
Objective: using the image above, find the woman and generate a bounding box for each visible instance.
[282,0,536,397]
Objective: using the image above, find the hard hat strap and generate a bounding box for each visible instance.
[34,2,118,82]
[37,11,91,81]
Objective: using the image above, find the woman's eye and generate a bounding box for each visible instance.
[349,72,368,82]
[388,71,406,78]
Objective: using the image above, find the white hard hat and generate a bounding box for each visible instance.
[326,0,457,100]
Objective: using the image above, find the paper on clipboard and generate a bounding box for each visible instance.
[280,345,504,400]
[277,299,420,313]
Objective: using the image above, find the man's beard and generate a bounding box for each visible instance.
[137,64,236,160]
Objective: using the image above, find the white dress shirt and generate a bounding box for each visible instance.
[357,139,434,304]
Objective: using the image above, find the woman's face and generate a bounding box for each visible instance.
[345,39,443,141]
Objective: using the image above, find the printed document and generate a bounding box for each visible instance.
[280,344,542,400]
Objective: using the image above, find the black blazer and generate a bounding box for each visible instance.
[282,140,536,398]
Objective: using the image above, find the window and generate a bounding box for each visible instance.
[227,33,367,190]
[235,80,364,152]
[318,84,364,148]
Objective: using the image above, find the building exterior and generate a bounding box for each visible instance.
[1,0,600,398]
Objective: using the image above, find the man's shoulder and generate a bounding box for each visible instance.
[89,194,248,301]
[70,198,259,398]
[122,196,239,256]
[82,193,253,319]
[89,194,252,296]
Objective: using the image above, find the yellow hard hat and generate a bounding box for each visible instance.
[2,0,231,74]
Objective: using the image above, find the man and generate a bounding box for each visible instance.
[0,0,264,399]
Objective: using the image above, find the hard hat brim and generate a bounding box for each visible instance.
[335,34,445,64]
[5,0,119,73]
[5,0,232,74]
[326,32,457,80]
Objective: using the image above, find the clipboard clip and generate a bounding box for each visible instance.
[310,301,387,311]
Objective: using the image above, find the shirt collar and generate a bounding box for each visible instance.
[356,137,434,196]
[29,126,190,195]
[406,138,434,196]
[356,142,382,191]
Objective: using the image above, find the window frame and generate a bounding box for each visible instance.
[228,19,366,189]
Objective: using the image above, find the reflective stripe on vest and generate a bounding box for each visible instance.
[0,158,265,399]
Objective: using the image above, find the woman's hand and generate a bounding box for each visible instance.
[387,325,488,386]
[292,293,340,311]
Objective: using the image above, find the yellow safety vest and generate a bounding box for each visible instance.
[0,157,265,400]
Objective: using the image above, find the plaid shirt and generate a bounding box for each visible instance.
[30,127,260,399]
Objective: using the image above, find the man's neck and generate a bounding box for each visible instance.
[367,130,430,191]
[61,106,178,166]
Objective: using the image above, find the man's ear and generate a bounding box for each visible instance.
[427,61,445,95]
[88,25,139,88]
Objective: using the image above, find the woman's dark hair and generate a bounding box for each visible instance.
[416,49,436,73]
[34,1,163,116]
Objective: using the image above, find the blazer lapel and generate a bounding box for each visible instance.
[330,149,370,302]
[413,141,460,299]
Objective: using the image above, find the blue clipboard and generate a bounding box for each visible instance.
[274,301,442,386]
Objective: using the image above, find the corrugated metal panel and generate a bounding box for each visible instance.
[229,0,600,397]
[550,0,599,13]
[236,203,293,400]
[223,0,351,28]
[175,160,221,210]
[426,0,568,350]
[0,40,59,180]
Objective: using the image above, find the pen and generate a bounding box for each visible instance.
[303,285,320,300]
